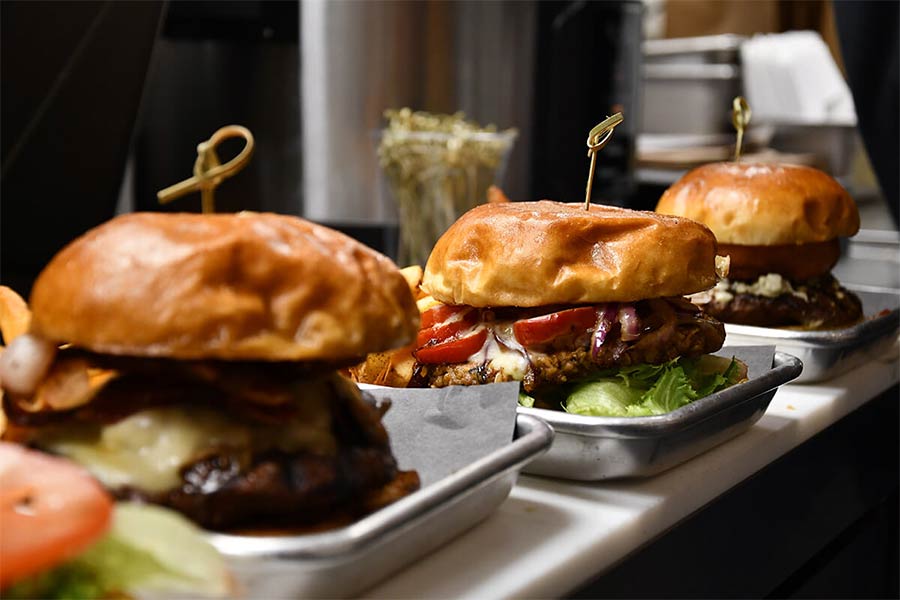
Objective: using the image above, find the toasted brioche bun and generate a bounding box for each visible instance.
[29,212,419,361]
[656,162,859,246]
[422,201,719,307]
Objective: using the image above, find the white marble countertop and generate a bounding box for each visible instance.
[368,353,899,599]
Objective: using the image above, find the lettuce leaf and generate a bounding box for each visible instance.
[639,365,698,414]
[561,356,743,417]
[683,356,743,397]
[517,391,535,408]
[563,379,644,416]
[4,561,106,600]
[5,503,229,600]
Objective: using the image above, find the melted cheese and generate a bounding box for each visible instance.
[486,343,530,380]
[40,407,252,493]
[35,379,338,493]
[466,323,530,381]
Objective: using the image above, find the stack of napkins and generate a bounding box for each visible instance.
[741,31,856,125]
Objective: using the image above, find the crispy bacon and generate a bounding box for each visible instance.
[0,347,359,429]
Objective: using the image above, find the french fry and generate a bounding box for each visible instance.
[349,267,428,388]
[377,347,416,387]
[399,265,426,300]
[0,286,30,345]
[348,345,417,388]
[487,185,511,204]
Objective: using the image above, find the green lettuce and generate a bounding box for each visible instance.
[518,391,535,408]
[5,503,229,599]
[563,379,644,416]
[560,355,744,417]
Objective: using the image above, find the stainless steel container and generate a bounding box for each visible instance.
[640,63,742,135]
[833,231,900,293]
[643,34,746,66]
[723,290,899,383]
[767,122,858,177]
[208,414,553,598]
[640,35,745,136]
[520,350,802,481]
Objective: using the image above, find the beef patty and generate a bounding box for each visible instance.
[125,443,418,531]
[700,274,862,329]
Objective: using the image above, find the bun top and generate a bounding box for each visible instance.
[422,201,719,307]
[656,162,859,245]
[30,212,419,361]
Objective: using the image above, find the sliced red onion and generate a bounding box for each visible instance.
[493,324,531,362]
[467,326,494,365]
[591,304,618,358]
[0,334,57,396]
[618,306,642,341]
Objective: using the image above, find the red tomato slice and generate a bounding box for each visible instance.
[415,329,488,364]
[416,309,477,347]
[513,306,598,347]
[0,442,113,588]
[421,304,467,330]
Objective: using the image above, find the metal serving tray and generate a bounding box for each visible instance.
[519,351,802,481]
[207,414,553,598]
[641,63,742,135]
[724,290,899,383]
[643,34,746,65]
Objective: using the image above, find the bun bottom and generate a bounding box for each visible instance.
[720,239,840,281]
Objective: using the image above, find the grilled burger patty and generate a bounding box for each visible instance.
[127,444,411,530]
[3,350,416,530]
[699,274,863,329]
[413,297,725,392]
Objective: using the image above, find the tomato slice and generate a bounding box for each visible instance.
[421,304,467,330]
[0,442,113,587]
[416,308,477,347]
[414,329,488,364]
[513,306,598,347]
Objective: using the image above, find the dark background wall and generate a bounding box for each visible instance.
[1,1,164,296]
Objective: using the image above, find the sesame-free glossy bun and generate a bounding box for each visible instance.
[422,201,719,307]
[656,162,859,245]
[29,212,419,361]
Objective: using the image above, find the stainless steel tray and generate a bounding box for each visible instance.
[724,290,899,383]
[519,351,802,481]
[207,414,553,598]
[643,34,746,65]
[641,63,741,135]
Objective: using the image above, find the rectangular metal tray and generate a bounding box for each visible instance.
[207,413,553,598]
[519,351,802,481]
[641,63,741,135]
[723,290,899,383]
[643,34,746,65]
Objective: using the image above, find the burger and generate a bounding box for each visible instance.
[406,201,743,415]
[656,162,862,329]
[0,212,421,531]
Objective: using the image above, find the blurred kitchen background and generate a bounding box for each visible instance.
[2,0,898,295]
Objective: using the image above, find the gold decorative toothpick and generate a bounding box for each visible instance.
[731,97,751,162]
[584,112,624,210]
[157,125,255,213]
